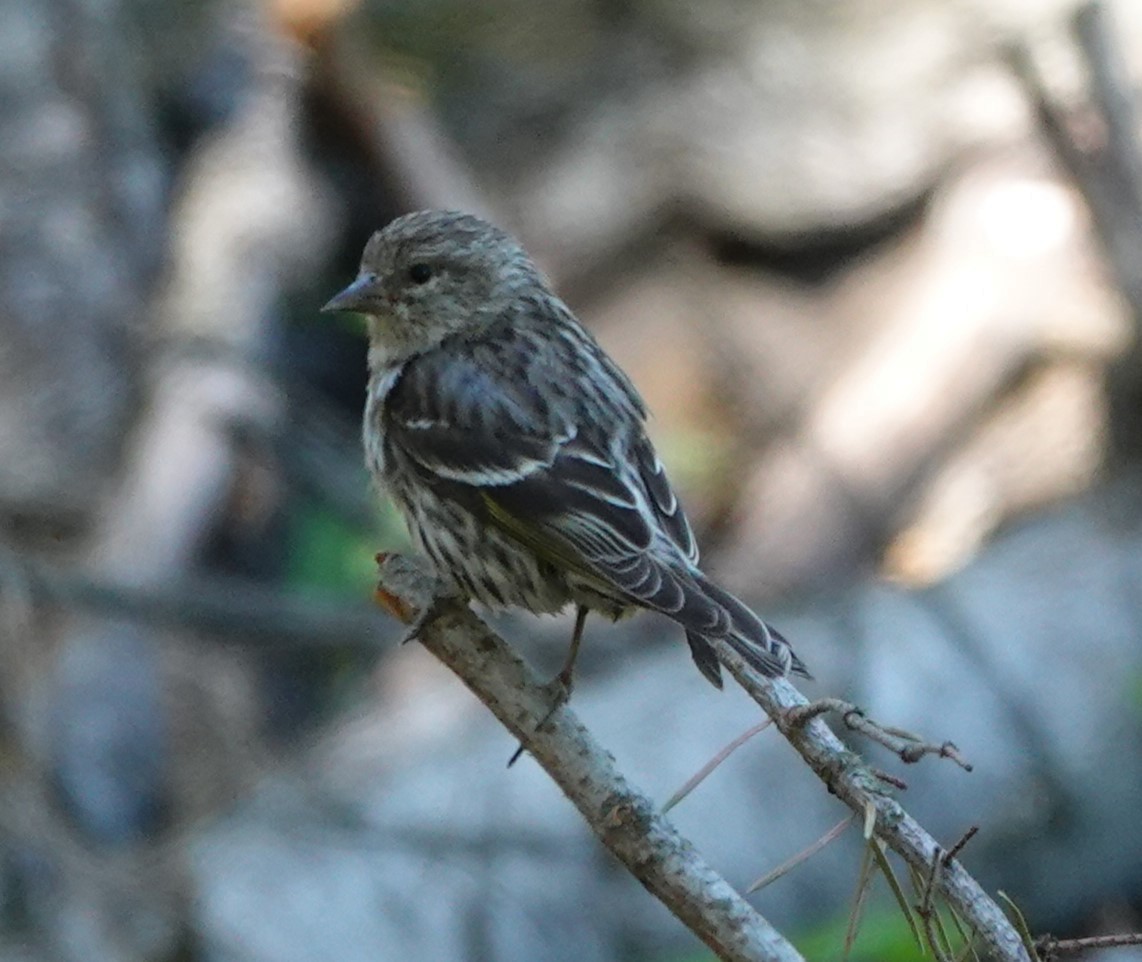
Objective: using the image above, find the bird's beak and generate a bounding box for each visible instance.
[321,274,380,314]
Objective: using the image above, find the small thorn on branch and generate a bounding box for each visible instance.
[871,769,909,790]
[943,825,979,865]
[785,698,974,772]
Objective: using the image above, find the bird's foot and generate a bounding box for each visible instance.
[397,595,453,645]
[507,668,575,767]
[537,668,575,728]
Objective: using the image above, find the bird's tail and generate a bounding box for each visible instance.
[684,574,810,689]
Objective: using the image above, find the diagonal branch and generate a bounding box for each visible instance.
[375,555,805,962]
[376,554,1032,962]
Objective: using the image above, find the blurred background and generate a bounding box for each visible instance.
[1,0,1141,959]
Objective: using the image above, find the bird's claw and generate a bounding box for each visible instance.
[537,670,574,727]
[507,670,575,767]
[397,595,452,645]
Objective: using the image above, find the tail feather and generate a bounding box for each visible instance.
[765,624,811,678]
[684,631,725,689]
[688,574,811,682]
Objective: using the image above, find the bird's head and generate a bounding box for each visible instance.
[322,210,546,363]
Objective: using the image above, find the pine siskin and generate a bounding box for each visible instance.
[323,210,807,694]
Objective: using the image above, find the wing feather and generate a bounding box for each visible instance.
[384,335,724,632]
[633,434,698,563]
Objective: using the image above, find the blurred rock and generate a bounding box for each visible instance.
[710,151,1130,598]
[658,0,1023,239]
[47,624,169,845]
[450,0,1142,276]
[885,359,1107,584]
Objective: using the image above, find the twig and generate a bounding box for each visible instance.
[786,698,974,771]
[949,908,982,962]
[377,554,1033,962]
[708,642,1029,961]
[375,554,805,962]
[914,824,982,961]
[918,847,954,962]
[998,892,1042,962]
[663,719,773,814]
[1036,932,1142,960]
[746,815,855,893]
[943,826,979,864]
[870,838,924,953]
[871,769,909,790]
[843,841,877,961]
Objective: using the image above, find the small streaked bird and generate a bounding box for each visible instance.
[323,210,807,699]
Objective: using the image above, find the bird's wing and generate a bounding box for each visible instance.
[384,338,724,633]
[630,432,699,565]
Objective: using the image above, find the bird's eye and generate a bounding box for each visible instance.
[408,263,433,285]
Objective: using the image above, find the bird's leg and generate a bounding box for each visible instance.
[541,604,589,709]
[552,604,589,694]
[507,605,589,767]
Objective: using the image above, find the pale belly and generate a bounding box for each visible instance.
[391,479,627,619]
